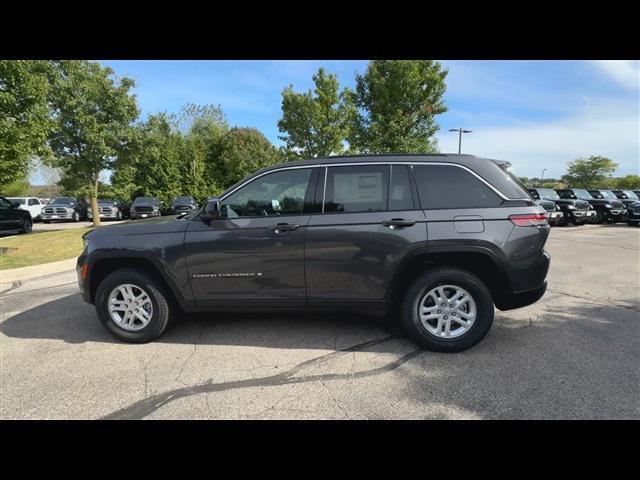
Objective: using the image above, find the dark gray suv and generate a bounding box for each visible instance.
[77,154,550,352]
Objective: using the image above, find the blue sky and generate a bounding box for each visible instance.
[53,60,640,180]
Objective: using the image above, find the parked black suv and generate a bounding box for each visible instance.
[130,197,161,220]
[611,189,639,208]
[170,196,198,215]
[528,188,593,225]
[42,197,88,223]
[0,196,33,234]
[556,189,624,224]
[77,154,551,352]
[586,189,628,223]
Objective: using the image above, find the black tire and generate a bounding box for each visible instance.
[43,220,50,224]
[400,267,494,352]
[95,269,172,343]
[72,211,80,222]
[629,221,639,227]
[116,211,123,220]
[19,218,33,234]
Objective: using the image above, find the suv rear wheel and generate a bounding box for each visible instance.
[401,267,494,352]
[95,269,171,343]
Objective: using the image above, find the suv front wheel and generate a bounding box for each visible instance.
[401,267,494,352]
[95,269,171,342]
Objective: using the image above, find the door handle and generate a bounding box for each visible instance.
[268,223,300,233]
[381,218,416,228]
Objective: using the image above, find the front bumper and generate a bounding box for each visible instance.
[568,209,590,223]
[42,211,75,221]
[547,211,564,225]
[130,211,160,219]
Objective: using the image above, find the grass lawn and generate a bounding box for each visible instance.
[0,228,93,270]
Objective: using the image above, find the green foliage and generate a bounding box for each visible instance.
[110,105,237,204]
[610,175,640,190]
[46,60,138,221]
[216,128,283,189]
[278,68,350,158]
[0,175,29,196]
[561,156,619,188]
[0,60,53,186]
[347,60,448,154]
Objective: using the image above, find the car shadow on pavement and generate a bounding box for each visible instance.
[0,292,406,350]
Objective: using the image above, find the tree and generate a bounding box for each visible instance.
[216,128,282,189]
[561,156,618,188]
[111,113,183,206]
[612,175,640,190]
[347,60,448,154]
[0,60,53,188]
[278,68,350,158]
[46,61,138,226]
[180,104,229,199]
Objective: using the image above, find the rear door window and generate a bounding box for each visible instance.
[324,165,389,213]
[413,164,502,209]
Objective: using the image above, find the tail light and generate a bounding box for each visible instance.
[509,213,549,227]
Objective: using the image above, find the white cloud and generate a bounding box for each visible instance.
[437,99,640,178]
[594,61,640,90]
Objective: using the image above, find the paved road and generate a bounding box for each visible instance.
[1,224,638,419]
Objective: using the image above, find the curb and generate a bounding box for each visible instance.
[0,258,77,285]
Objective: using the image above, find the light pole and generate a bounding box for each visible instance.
[449,128,473,154]
[540,168,547,186]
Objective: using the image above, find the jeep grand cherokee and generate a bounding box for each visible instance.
[77,154,551,352]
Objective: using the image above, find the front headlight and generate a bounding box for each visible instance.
[567,205,576,210]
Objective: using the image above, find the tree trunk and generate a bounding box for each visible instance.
[91,176,102,227]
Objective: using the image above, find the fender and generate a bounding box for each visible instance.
[85,249,194,309]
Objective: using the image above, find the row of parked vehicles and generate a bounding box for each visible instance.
[2,195,201,224]
[2,186,639,236]
[527,188,640,227]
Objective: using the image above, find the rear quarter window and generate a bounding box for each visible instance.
[413,164,502,209]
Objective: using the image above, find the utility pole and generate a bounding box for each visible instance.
[540,168,547,187]
[449,128,473,154]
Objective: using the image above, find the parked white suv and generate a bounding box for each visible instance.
[6,197,45,222]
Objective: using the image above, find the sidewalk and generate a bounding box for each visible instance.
[0,258,77,286]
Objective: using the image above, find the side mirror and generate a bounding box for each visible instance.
[204,198,221,221]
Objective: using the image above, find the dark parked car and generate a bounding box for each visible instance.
[0,196,33,234]
[556,189,625,224]
[170,196,198,215]
[77,154,551,352]
[41,197,88,223]
[87,199,128,221]
[586,189,628,223]
[611,189,640,209]
[625,200,640,226]
[528,188,593,225]
[130,197,161,220]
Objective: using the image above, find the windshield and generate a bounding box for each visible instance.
[7,198,26,205]
[98,199,115,205]
[133,197,157,204]
[536,188,560,200]
[51,197,75,205]
[623,190,639,199]
[174,196,194,203]
[570,189,594,200]
[589,190,617,200]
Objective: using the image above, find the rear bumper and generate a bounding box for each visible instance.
[495,281,547,311]
[130,212,160,219]
[496,249,550,310]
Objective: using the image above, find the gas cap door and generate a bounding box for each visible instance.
[454,215,485,233]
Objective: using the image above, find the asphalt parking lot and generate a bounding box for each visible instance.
[1,224,638,419]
